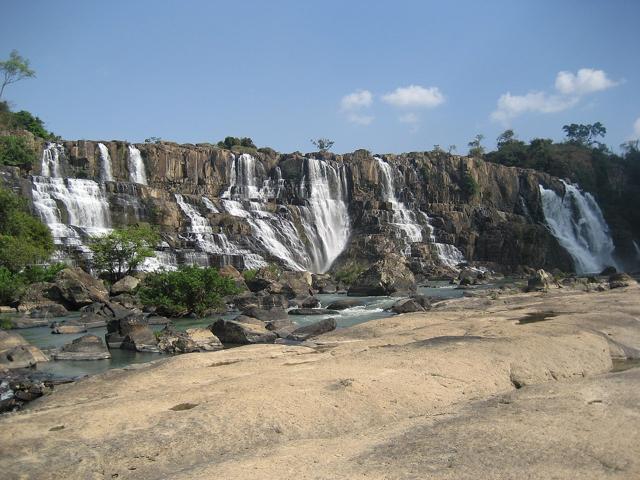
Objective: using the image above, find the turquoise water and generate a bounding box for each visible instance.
[4,283,466,379]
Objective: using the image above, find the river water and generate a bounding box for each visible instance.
[7,283,465,379]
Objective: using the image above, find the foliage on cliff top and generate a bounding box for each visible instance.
[89,225,159,282]
[0,101,56,140]
[0,186,54,273]
[138,266,241,317]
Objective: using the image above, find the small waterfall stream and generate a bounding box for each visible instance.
[97,143,114,182]
[375,157,465,267]
[539,181,618,273]
[127,146,148,185]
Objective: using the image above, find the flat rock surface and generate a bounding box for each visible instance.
[1,284,639,479]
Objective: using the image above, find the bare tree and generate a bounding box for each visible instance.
[311,138,334,152]
[0,50,35,100]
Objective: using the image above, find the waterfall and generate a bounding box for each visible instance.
[375,157,465,267]
[539,181,618,273]
[298,158,351,272]
[175,194,266,269]
[31,176,112,246]
[97,143,114,182]
[127,146,148,185]
[634,240,640,261]
[41,143,64,178]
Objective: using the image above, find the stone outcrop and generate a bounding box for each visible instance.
[51,268,109,308]
[52,334,111,360]
[525,269,556,292]
[348,254,416,296]
[157,325,223,354]
[286,317,337,341]
[106,312,158,352]
[110,276,140,295]
[0,331,49,369]
[209,317,278,345]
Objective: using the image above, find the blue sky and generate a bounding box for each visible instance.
[2,0,639,154]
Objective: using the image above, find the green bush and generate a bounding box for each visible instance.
[0,317,14,329]
[11,110,53,139]
[0,135,37,166]
[138,266,241,317]
[461,171,479,197]
[0,187,54,272]
[242,269,258,282]
[334,264,365,285]
[0,266,25,306]
[21,263,67,284]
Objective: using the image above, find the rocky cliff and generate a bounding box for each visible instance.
[1,139,608,276]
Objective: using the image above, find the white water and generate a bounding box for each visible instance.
[41,143,64,178]
[539,181,618,273]
[127,146,147,185]
[634,241,640,260]
[298,158,351,272]
[375,157,465,268]
[97,143,114,182]
[175,194,266,269]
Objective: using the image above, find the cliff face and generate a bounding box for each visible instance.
[4,139,581,275]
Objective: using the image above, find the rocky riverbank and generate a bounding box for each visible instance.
[0,279,638,479]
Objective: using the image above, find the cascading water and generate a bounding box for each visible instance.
[175,193,266,269]
[41,143,64,178]
[298,158,351,272]
[539,181,618,273]
[97,143,114,182]
[127,146,148,185]
[374,157,465,267]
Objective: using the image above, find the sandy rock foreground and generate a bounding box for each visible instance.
[1,284,639,479]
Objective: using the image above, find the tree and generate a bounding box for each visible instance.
[144,136,162,144]
[496,129,516,148]
[89,225,159,282]
[0,50,35,100]
[138,266,240,317]
[621,140,639,155]
[562,122,606,146]
[217,136,256,149]
[0,135,37,166]
[0,187,53,273]
[448,145,457,154]
[468,134,485,157]
[311,138,334,152]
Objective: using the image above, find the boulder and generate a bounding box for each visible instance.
[264,318,299,338]
[209,318,277,345]
[157,325,223,353]
[219,265,243,281]
[29,304,69,318]
[0,330,29,351]
[242,307,288,322]
[109,275,140,296]
[457,268,481,286]
[109,293,142,310]
[52,334,111,360]
[51,325,88,335]
[348,254,416,296]
[391,298,429,314]
[288,308,339,316]
[600,266,617,276]
[106,312,158,352]
[327,298,364,310]
[312,274,338,294]
[291,296,321,309]
[525,269,555,292]
[609,272,634,289]
[0,345,49,369]
[287,318,337,341]
[52,268,109,308]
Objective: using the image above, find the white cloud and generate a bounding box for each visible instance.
[555,68,618,95]
[491,92,578,123]
[340,89,373,111]
[346,113,374,126]
[382,85,445,108]
[491,67,619,124]
[398,112,420,124]
[633,117,640,139]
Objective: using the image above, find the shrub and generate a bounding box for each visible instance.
[0,266,25,306]
[334,264,365,285]
[139,266,241,317]
[461,171,479,197]
[0,135,37,166]
[11,110,53,139]
[20,263,67,284]
[242,269,258,282]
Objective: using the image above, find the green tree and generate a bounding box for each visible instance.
[562,122,606,146]
[89,225,160,281]
[496,129,516,148]
[0,50,35,100]
[468,134,485,157]
[138,266,240,317]
[0,187,53,272]
[12,110,52,138]
[311,138,335,152]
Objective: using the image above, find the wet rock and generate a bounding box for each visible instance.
[29,303,69,318]
[106,312,158,352]
[289,296,321,309]
[609,272,634,289]
[52,268,109,308]
[157,325,223,353]
[209,318,277,345]
[312,274,337,294]
[242,307,288,322]
[287,318,337,341]
[525,269,555,292]
[327,298,365,310]
[110,275,140,296]
[53,334,111,360]
[348,254,416,296]
[288,308,339,316]
[51,324,88,335]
